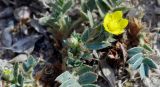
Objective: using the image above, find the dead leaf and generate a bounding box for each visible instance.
[0,7,13,19]
[117,42,128,62]
[92,50,99,58]
[1,29,12,47]
[1,21,14,47]
[29,19,46,34]
[108,49,118,59]
[38,0,53,8]
[99,59,116,87]
[6,35,41,53]
[14,6,30,21]
[9,54,28,63]
[21,24,29,35]
[127,17,143,46]
[0,19,8,30]
[127,17,143,36]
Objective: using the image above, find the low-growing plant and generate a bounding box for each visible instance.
[0,56,38,87]
[55,71,99,87]
[127,43,158,79]
[0,0,159,87]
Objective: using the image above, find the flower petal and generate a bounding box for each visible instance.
[112,11,123,21]
[103,13,112,25]
[103,11,128,35]
[104,25,109,32]
[107,22,124,35]
[111,29,124,35]
[119,18,128,28]
[108,21,119,31]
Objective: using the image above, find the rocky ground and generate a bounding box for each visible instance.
[125,0,160,86]
[0,0,160,87]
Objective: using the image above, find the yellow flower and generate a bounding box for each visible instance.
[103,11,128,35]
[3,69,12,75]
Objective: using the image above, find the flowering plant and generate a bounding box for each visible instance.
[103,11,128,35]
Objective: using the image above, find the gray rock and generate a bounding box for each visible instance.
[157,21,160,27]
[0,19,8,30]
[155,7,160,15]
[144,76,160,87]
[157,0,160,6]
[14,6,30,21]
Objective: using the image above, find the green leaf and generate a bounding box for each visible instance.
[82,28,91,42]
[75,65,93,75]
[95,0,105,17]
[81,0,96,12]
[14,63,18,76]
[139,63,149,79]
[83,84,100,87]
[17,74,24,86]
[80,53,93,60]
[62,0,73,14]
[102,0,113,9]
[10,84,16,87]
[46,0,73,31]
[86,42,108,50]
[55,71,73,83]
[131,56,144,70]
[107,35,116,42]
[78,72,98,84]
[67,58,83,67]
[127,53,143,64]
[39,16,50,25]
[23,56,37,72]
[128,47,143,57]
[56,71,82,87]
[87,11,94,28]
[60,79,81,87]
[113,7,129,12]
[112,0,125,6]
[13,63,19,83]
[143,44,153,52]
[143,58,158,69]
